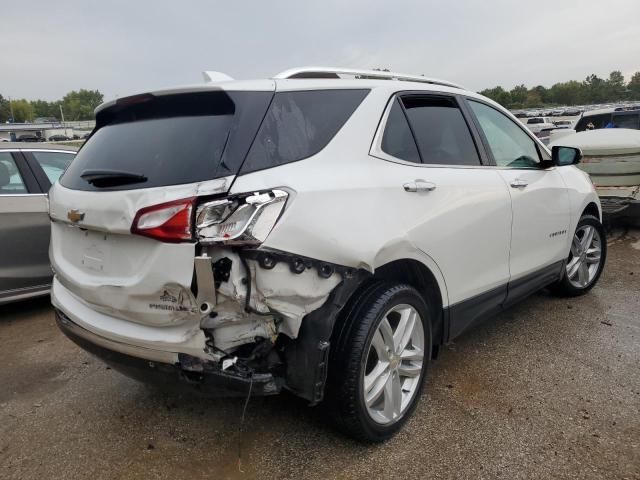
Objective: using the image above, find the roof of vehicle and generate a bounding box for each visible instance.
[582,107,640,118]
[0,142,78,152]
[95,66,473,115]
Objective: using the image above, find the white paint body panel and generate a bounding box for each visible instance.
[496,168,571,280]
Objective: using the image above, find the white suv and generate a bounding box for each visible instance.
[50,67,606,442]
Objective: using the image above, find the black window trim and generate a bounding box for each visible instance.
[369,90,492,169]
[462,96,552,170]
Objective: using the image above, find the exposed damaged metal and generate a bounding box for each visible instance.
[189,242,369,401]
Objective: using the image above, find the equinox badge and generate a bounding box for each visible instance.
[67,209,85,223]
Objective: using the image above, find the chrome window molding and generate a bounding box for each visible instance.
[0,193,48,197]
[15,149,76,154]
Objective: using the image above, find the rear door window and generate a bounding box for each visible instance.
[380,99,420,163]
[400,95,481,166]
[30,151,75,185]
[0,153,28,194]
[60,91,272,191]
[240,89,369,174]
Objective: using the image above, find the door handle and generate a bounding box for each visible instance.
[403,180,437,193]
[510,178,528,188]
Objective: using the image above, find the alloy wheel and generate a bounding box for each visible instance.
[363,304,424,425]
[566,225,602,289]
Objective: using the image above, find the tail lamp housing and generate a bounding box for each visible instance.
[131,197,195,243]
[196,189,288,245]
[130,189,288,245]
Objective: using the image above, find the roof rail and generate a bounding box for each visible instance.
[273,66,464,89]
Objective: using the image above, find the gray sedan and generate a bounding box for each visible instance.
[0,143,77,304]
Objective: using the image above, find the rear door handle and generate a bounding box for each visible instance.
[510,178,528,188]
[403,180,437,193]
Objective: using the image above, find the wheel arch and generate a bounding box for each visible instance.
[371,259,446,349]
[582,201,601,221]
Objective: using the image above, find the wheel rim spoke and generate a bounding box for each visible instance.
[365,366,389,407]
[567,256,582,279]
[393,307,416,354]
[580,226,595,250]
[586,246,601,264]
[401,347,424,362]
[578,262,589,286]
[398,363,421,378]
[378,317,395,353]
[571,235,581,256]
[382,372,402,421]
[370,330,390,362]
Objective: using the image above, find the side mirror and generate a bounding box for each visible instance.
[551,146,582,166]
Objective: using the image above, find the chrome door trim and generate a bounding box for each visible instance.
[0,284,51,305]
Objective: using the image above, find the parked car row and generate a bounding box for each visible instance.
[512,102,640,120]
[0,132,91,143]
[513,108,582,118]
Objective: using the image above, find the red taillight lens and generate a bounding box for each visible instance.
[131,197,195,243]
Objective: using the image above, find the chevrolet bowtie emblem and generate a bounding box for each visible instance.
[67,209,85,223]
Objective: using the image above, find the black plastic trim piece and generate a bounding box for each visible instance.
[9,151,42,193]
[504,260,565,308]
[446,260,565,341]
[447,283,507,340]
[282,269,371,404]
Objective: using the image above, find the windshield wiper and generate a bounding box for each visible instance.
[80,169,148,187]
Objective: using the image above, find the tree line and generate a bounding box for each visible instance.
[0,89,104,123]
[480,71,640,109]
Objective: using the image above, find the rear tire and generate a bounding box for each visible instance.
[326,282,431,442]
[549,214,606,297]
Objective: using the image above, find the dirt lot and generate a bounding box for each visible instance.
[1,229,639,480]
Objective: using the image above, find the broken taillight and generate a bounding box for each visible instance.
[131,197,195,243]
[131,190,287,245]
[196,190,288,245]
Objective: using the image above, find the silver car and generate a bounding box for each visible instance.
[0,143,76,304]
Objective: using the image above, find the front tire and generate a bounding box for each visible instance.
[327,282,431,442]
[550,214,606,297]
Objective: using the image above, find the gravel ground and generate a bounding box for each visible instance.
[1,229,639,480]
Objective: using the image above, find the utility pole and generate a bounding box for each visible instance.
[8,96,14,122]
[59,104,65,124]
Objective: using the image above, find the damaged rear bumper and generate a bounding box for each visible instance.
[55,309,281,397]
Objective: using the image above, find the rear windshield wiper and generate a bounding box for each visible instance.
[80,169,148,188]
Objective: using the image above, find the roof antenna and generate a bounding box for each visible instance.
[202,71,234,83]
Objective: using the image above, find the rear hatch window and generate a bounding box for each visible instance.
[60,91,272,191]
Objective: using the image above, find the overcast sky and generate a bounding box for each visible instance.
[3,0,639,101]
